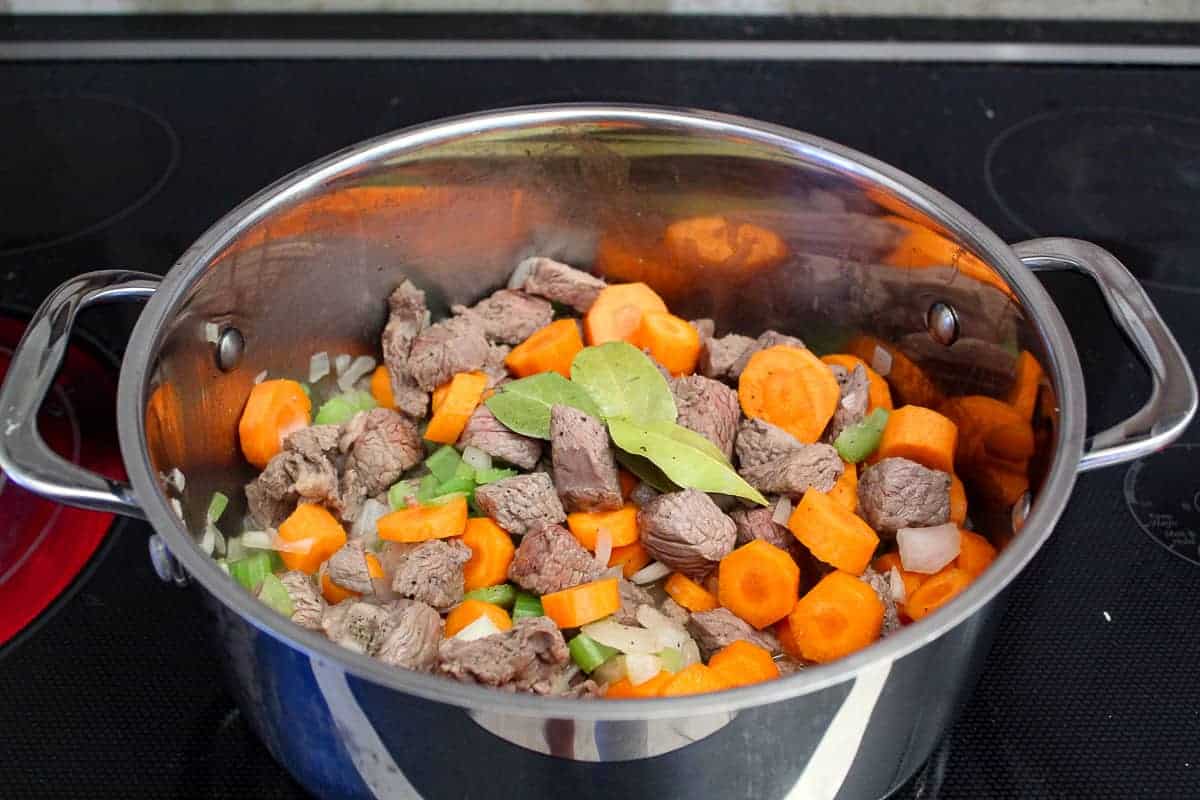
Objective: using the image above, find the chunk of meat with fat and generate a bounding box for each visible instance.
[458,405,543,469]
[390,539,472,611]
[452,289,554,345]
[407,314,490,392]
[739,443,844,498]
[659,597,691,628]
[325,540,374,594]
[549,405,623,512]
[860,567,901,637]
[824,363,870,442]
[857,457,951,535]
[321,600,393,655]
[338,408,423,521]
[482,344,511,388]
[376,599,443,671]
[730,506,804,561]
[629,481,660,508]
[671,375,740,459]
[507,523,603,595]
[279,570,324,630]
[735,418,804,470]
[638,489,737,579]
[699,332,755,381]
[381,281,431,418]
[613,579,654,626]
[686,608,780,657]
[689,318,715,340]
[438,616,570,693]
[516,256,607,313]
[475,473,566,536]
[244,424,342,529]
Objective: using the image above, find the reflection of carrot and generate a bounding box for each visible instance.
[238,379,312,469]
[739,345,840,443]
[506,318,584,378]
[939,395,1033,508]
[424,371,488,444]
[584,283,668,346]
[789,571,884,663]
[594,232,682,296]
[874,405,958,473]
[1006,350,1045,421]
[146,381,186,468]
[881,215,1015,298]
[821,354,893,412]
[846,335,943,409]
[632,311,701,376]
[663,216,787,273]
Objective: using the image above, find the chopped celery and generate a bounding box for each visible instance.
[267,550,286,572]
[569,633,620,673]
[425,445,464,483]
[474,466,517,485]
[257,572,294,617]
[388,479,421,510]
[512,591,544,621]
[224,536,247,563]
[416,474,442,503]
[435,476,475,497]
[229,551,273,593]
[834,407,891,463]
[657,647,684,673]
[314,390,377,425]
[207,491,229,523]
[428,491,469,506]
[464,584,517,608]
[452,459,476,482]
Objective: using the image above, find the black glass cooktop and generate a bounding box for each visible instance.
[1,16,1198,800]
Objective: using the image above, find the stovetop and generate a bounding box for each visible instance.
[1,15,1198,799]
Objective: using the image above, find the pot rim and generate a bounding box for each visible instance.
[116,103,1085,721]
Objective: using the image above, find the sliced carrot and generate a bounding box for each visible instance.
[444,599,513,638]
[660,663,730,696]
[631,310,702,376]
[820,354,893,412]
[618,469,638,500]
[788,571,885,663]
[788,489,879,576]
[904,566,972,621]
[459,517,516,591]
[505,318,584,378]
[956,530,997,578]
[774,613,805,661]
[238,379,312,470]
[872,552,925,602]
[277,503,347,574]
[583,282,668,346]
[664,572,720,612]
[424,371,489,444]
[369,365,395,409]
[321,572,359,604]
[431,381,451,414]
[874,404,958,473]
[826,461,858,512]
[609,541,652,578]
[605,671,674,698]
[709,640,781,687]
[949,474,968,526]
[739,345,841,443]
[567,504,640,551]
[717,540,801,629]
[846,335,944,409]
[939,395,1033,508]
[1006,350,1045,422]
[377,497,469,542]
[663,216,788,274]
[541,578,621,628]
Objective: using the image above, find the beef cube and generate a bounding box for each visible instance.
[458,405,543,470]
[671,375,740,459]
[279,570,324,630]
[339,408,423,521]
[517,256,606,313]
[638,489,737,578]
[482,344,511,388]
[390,539,472,611]
[775,656,805,675]
[689,318,716,340]
[735,418,804,470]
[560,678,602,699]
[452,289,554,345]
[857,457,951,535]
[381,281,432,418]
[729,330,808,379]
[475,473,566,536]
[549,405,622,512]
[376,599,443,671]
[730,506,803,561]
[322,600,393,655]
[325,540,375,595]
[860,567,901,637]
[507,523,603,595]
[286,424,342,459]
[613,579,654,626]
[629,481,660,508]
[438,616,570,693]
[686,608,779,657]
[245,425,343,529]
[824,363,870,442]
[659,597,691,628]
[699,333,755,380]
[739,444,844,498]
[408,314,490,392]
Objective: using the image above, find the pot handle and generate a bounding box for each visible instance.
[0,270,160,519]
[1013,237,1197,472]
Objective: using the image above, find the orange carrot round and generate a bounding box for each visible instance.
[874,404,958,473]
[774,613,805,661]
[369,365,395,409]
[444,599,512,638]
[789,571,884,663]
[583,282,668,346]
[664,572,720,612]
[739,345,840,443]
[608,541,652,578]
[660,663,730,696]
[377,497,469,543]
[788,488,879,576]
[604,671,674,698]
[567,505,640,551]
[424,371,489,444]
[277,503,347,574]
[717,539,801,629]
[826,461,858,512]
[238,379,312,469]
[631,310,701,376]
[904,566,972,620]
[708,640,781,687]
[949,474,968,526]
[541,578,620,628]
[956,530,997,578]
[820,354,893,412]
[459,517,516,591]
[505,318,584,378]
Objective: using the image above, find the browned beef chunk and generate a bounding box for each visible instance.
[739,444,843,497]
[408,314,490,392]
[735,418,804,470]
[475,473,566,536]
[671,375,740,459]
[690,318,715,340]
[730,506,803,560]
[325,540,374,594]
[824,363,870,442]
[699,333,755,380]
[381,281,431,418]
[437,616,570,693]
[482,344,511,388]
[287,424,343,459]
[660,597,691,628]
[390,539,472,610]
[517,256,606,313]
[857,457,951,535]
[775,656,805,675]
[629,481,660,508]
[613,579,654,626]
[339,408,423,520]
[686,608,779,657]
[860,567,901,637]
[549,405,622,512]
[730,330,808,379]
[452,289,554,345]
[278,570,324,630]
[245,425,342,528]
[322,600,393,655]
[507,523,602,595]
[560,678,602,698]
[638,489,736,578]
[376,599,443,671]
[458,405,543,469]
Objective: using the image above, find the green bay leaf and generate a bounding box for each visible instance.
[570,342,677,424]
[614,451,680,494]
[607,417,768,505]
[483,372,602,440]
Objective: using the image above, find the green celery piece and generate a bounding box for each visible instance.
[435,476,476,497]
[267,550,286,573]
[464,584,517,608]
[570,342,677,424]
[569,633,620,673]
[834,408,891,463]
[657,647,684,673]
[388,479,421,510]
[453,459,476,482]
[425,445,464,483]
[228,551,273,593]
[416,474,441,503]
[474,466,517,485]
[428,491,470,506]
[483,372,603,439]
[512,592,544,621]
[314,390,377,425]
[207,491,229,523]
[257,572,295,617]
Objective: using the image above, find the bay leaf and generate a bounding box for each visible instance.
[570,342,676,424]
[483,372,602,439]
[614,451,680,494]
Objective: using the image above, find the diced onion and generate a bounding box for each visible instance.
[334,353,352,378]
[242,529,316,554]
[599,565,625,581]
[772,496,793,526]
[208,523,227,558]
[629,560,671,585]
[309,351,331,383]
[198,523,216,556]
[550,665,581,695]
[253,370,268,384]
[507,256,538,290]
[351,498,389,548]
[591,654,627,685]
[680,639,702,668]
[898,523,961,574]
[169,498,184,519]
[225,536,246,563]
[461,446,493,472]
[581,619,661,655]
[165,467,185,493]
[593,528,613,570]
[871,345,893,377]
[203,322,220,343]
[455,615,502,642]
[337,355,377,392]
[636,605,691,652]
[888,567,907,603]
[625,653,663,686]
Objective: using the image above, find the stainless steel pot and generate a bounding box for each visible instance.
[1,105,1195,800]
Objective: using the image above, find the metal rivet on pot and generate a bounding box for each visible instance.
[148,534,189,587]
[1011,491,1032,532]
[215,327,244,372]
[926,301,960,346]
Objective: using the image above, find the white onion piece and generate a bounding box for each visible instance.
[225,536,246,563]
[242,529,316,555]
[461,446,493,472]
[680,639,702,668]
[166,467,186,493]
[888,567,907,603]
[455,615,502,641]
[772,496,793,526]
[581,619,661,655]
[309,351,330,383]
[371,577,398,602]
[636,605,690,651]
[629,560,671,585]
[203,322,220,343]
[599,565,625,581]
[253,370,268,385]
[507,256,538,290]
[198,523,216,556]
[550,665,581,695]
[593,528,613,570]
[334,353,352,377]
[208,524,227,558]
[625,654,663,686]
[871,345,893,377]
[898,523,961,574]
[169,498,184,519]
[337,355,377,392]
[351,498,389,548]
[591,655,627,685]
